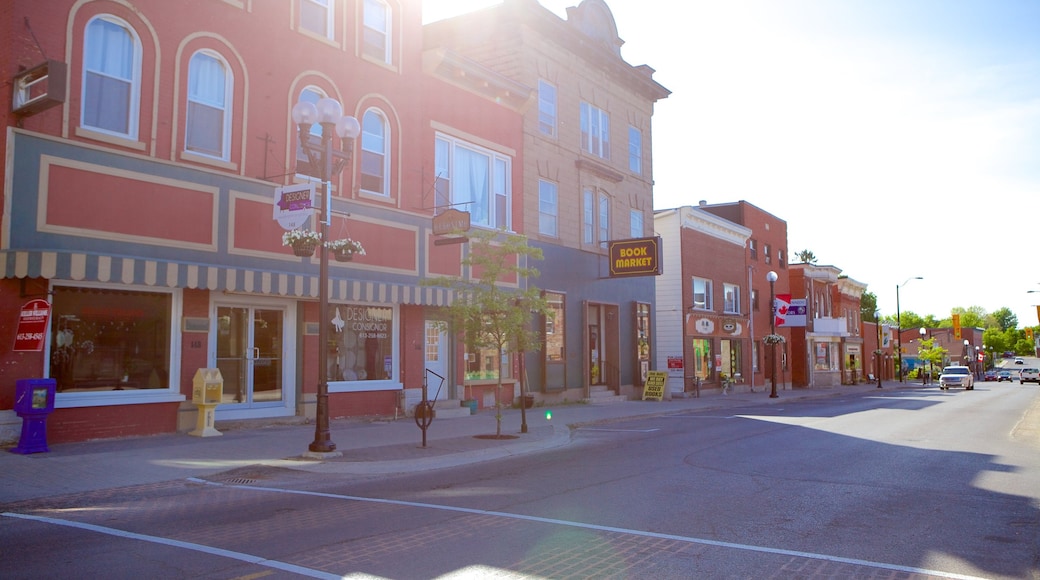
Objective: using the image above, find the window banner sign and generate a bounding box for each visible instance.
[776,296,807,328]
[14,299,51,352]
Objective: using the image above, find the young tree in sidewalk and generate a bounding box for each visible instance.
[424,228,549,437]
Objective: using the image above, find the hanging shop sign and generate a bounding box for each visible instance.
[14,299,51,352]
[273,183,316,230]
[608,236,662,278]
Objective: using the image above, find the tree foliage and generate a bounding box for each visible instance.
[422,228,549,436]
[860,291,878,322]
[992,307,1018,332]
[794,249,817,264]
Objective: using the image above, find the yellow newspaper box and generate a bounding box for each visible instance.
[190,368,223,437]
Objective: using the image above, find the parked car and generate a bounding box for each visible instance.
[1014,357,1025,365]
[984,370,997,381]
[939,366,974,390]
[1021,368,1040,384]
[997,370,1013,382]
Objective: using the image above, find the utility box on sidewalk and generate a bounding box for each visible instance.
[10,378,56,454]
[189,369,223,437]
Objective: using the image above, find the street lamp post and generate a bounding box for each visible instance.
[767,271,779,398]
[292,97,361,456]
[896,276,923,383]
[875,310,883,388]
[919,327,932,384]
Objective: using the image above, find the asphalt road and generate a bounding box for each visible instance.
[3,384,1038,579]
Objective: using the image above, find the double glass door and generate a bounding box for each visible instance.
[216,306,284,407]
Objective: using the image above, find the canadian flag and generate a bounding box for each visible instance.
[774,294,792,328]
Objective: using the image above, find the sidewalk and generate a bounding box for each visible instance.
[0,381,912,504]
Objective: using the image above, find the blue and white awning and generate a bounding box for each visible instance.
[0,250,452,306]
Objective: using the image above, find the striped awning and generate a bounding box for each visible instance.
[0,250,453,306]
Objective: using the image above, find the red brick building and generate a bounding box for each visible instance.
[0,0,529,443]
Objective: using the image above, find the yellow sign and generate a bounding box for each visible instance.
[643,370,667,401]
[608,237,662,278]
[952,313,961,340]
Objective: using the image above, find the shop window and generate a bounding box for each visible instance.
[636,302,651,385]
[544,291,565,363]
[49,286,171,392]
[328,304,393,381]
[466,343,513,381]
[692,338,712,381]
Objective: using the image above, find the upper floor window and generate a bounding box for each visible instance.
[628,126,642,174]
[538,80,557,137]
[778,248,786,268]
[692,277,712,311]
[583,187,610,249]
[538,179,558,237]
[580,102,610,160]
[434,135,511,230]
[764,243,772,265]
[186,51,231,159]
[360,109,389,196]
[301,0,333,39]
[363,0,391,64]
[723,283,741,314]
[629,209,643,238]
[749,239,758,260]
[82,15,140,138]
[752,288,760,311]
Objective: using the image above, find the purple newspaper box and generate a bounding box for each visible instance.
[11,378,56,454]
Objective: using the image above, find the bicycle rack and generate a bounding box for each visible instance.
[415,369,445,447]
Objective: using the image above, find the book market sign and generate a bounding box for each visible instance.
[608,237,662,278]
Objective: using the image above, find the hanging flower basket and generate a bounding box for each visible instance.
[282,229,322,257]
[763,333,786,345]
[291,239,318,257]
[326,238,365,262]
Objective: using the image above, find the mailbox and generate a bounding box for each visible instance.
[189,368,223,437]
[10,378,56,454]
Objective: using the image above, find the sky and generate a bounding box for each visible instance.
[425,0,1040,328]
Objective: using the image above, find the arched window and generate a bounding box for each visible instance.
[186,51,231,159]
[82,15,141,138]
[360,109,389,196]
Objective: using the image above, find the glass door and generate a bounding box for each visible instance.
[216,306,284,407]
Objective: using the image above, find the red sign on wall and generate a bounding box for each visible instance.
[14,299,51,352]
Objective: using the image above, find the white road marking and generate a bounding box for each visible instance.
[186,479,989,580]
[1,511,344,580]
[577,428,661,432]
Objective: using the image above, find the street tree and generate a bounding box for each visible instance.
[951,306,986,330]
[992,307,1018,332]
[860,291,878,322]
[917,337,947,380]
[423,228,549,437]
